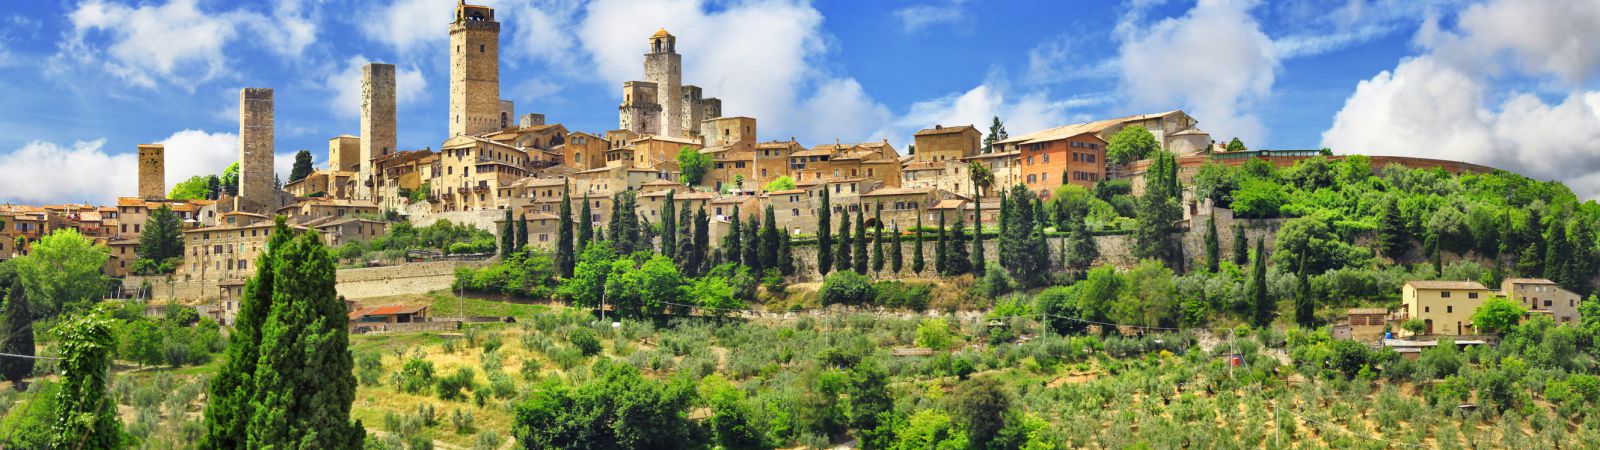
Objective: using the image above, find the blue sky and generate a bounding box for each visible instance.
[2,0,1598,205]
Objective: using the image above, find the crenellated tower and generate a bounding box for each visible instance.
[449,1,500,137]
[644,29,683,138]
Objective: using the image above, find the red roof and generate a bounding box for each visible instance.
[349,305,427,320]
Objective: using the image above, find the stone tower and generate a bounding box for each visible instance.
[681,85,703,138]
[619,81,661,135]
[137,144,164,199]
[360,63,396,200]
[449,1,501,137]
[644,29,682,138]
[238,88,275,211]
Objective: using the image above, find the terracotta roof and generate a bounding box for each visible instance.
[1347,308,1389,315]
[765,189,806,195]
[350,304,427,320]
[641,179,681,187]
[862,187,932,197]
[914,125,978,136]
[994,122,1105,146]
[960,150,1021,160]
[1170,128,1210,136]
[790,149,833,157]
[1405,280,1488,290]
[1502,278,1557,285]
[929,200,966,210]
[117,197,146,207]
[710,196,754,204]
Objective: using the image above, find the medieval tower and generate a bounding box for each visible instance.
[644,29,683,138]
[238,88,275,211]
[449,1,501,137]
[360,62,396,200]
[136,144,164,199]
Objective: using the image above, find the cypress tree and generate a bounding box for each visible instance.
[1430,232,1443,276]
[871,206,885,274]
[1378,199,1409,261]
[742,214,760,271]
[204,218,295,449]
[0,276,34,390]
[1523,208,1546,276]
[1251,238,1272,327]
[675,206,695,273]
[1545,220,1568,285]
[516,213,528,250]
[761,205,781,270]
[818,188,833,277]
[1295,246,1315,327]
[778,231,795,276]
[912,216,926,275]
[890,223,903,274]
[1204,214,1220,273]
[660,189,676,258]
[578,197,593,250]
[501,209,515,257]
[725,206,743,266]
[557,185,575,277]
[854,205,868,274]
[247,231,364,449]
[694,206,711,275]
[50,309,120,449]
[1567,219,1595,295]
[946,216,972,276]
[836,210,853,274]
[935,213,947,275]
[971,208,986,276]
[1063,211,1098,274]
[1232,225,1249,266]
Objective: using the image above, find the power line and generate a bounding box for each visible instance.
[0,351,59,361]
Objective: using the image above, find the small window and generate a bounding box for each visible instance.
[1441,291,1451,298]
[1447,306,1453,313]
[479,44,485,53]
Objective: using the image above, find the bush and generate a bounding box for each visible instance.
[820,271,876,306]
[355,351,383,386]
[394,357,436,394]
[875,281,933,311]
[452,408,476,434]
[568,327,603,356]
[916,318,955,351]
[437,366,477,401]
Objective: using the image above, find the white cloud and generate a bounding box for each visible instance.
[0,139,131,204]
[897,84,1085,142]
[361,0,454,55]
[157,129,240,193]
[798,78,894,143]
[57,0,318,89]
[893,0,968,33]
[324,56,430,119]
[1423,0,1600,85]
[1022,35,1118,85]
[1117,0,1278,145]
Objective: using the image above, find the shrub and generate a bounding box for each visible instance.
[473,431,503,450]
[452,408,476,434]
[820,271,876,306]
[395,357,436,394]
[916,318,955,351]
[875,281,932,311]
[437,366,477,401]
[355,351,383,386]
[569,327,603,356]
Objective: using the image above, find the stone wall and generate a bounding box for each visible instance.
[238,88,275,211]
[336,260,488,300]
[359,63,396,200]
[352,320,461,335]
[408,209,506,236]
[137,144,164,199]
[449,13,501,136]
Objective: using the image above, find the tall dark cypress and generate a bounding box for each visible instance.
[725,206,743,266]
[935,213,947,275]
[742,214,760,271]
[578,196,593,250]
[971,205,986,275]
[556,185,575,277]
[501,209,515,257]
[694,206,711,276]
[853,205,868,274]
[1204,214,1220,273]
[1251,238,1272,327]
[203,218,295,449]
[0,276,34,390]
[1232,225,1249,266]
[836,210,853,274]
[912,215,926,275]
[760,205,781,270]
[871,204,884,274]
[818,188,833,276]
[515,214,528,250]
[660,189,676,258]
[890,223,903,274]
[946,216,971,275]
[1295,245,1314,327]
[675,206,695,273]
[778,230,795,276]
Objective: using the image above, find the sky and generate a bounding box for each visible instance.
[1,0,1598,205]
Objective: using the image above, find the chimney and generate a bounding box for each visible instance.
[935,124,943,130]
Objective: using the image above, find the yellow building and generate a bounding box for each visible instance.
[1400,280,1491,336]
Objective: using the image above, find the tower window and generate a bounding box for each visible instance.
[480,44,485,53]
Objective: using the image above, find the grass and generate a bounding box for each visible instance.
[424,291,551,318]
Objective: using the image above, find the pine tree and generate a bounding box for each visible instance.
[853,206,868,274]
[1295,246,1315,327]
[761,205,781,270]
[778,231,795,276]
[1378,199,1409,261]
[138,204,184,265]
[694,207,711,276]
[556,186,575,277]
[742,214,760,271]
[203,218,295,449]
[288,149,314,183]
[1063,212,1098,274]
[246,231,363,449]
[1567,219,1595,295]
[515,213,528,250]
[660,189,676,258]
[1232,225,1249,266]
[501,209,515,257]
[935,213,947,275]
[50,309,120,449]
[890,223,903,274]
[578,197,593,250]
[725,206,743,266]
[1204,214,1220,273]
[0,277,35,390]
[836,210,853,274]
[982,116,1008,153]
[818,188,833,277]
[912,216,927,275]
[1522,208,1546,276]
[1251,238,1273,327]
[871,205,884,274]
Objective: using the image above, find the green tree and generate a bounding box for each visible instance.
[516,213,529,250]
[724,206,743,266]
[836,210,853,274]
[1295,246,1315,327]
[819,271,876,306]
[853,206,868,274]
[935,213,948,275]
[1062,212,1098,274]
[660,190,677,259]
[608,191,642,254]
[12,228,108,316]
[673,206,696,275]
[1378,198,1410,260]
[818,188,833,277]
[699,375,766,449]
[206,174,221,199]
[1231,178,1286,218]
[1106,125,1160,166]
[1250,238,1273,327]
[202,218,294,449]
[952,377,1012,449]
[578,197,593,250]
[169,175,212,200]
[0,276,35,390]
[848,361,895,450]
[512,362,693,449]
[968,162,993,275]
[677,146,712,186]
[245,230,364,448]
[982,116,1008,153]
[288,149,313,182]
[741,213,760,271]
[761,205,780,270]
[694,207,711,275]
[49,308,120,450]
[890,223,903,274]
[944,217,972,276]
[605,255,684,318]
[1232,225,1249,266]
[501,209,515,258]
[1203,214,1220,273]
[221,162,240,196]
[557,185,576,277]
[912,216,926,275]
[762,176,796,192]
[1473,296,1527,334]
[560,242,618,309]
[1192,163,1239,208]
[779,231,795,276]
[870,205,884,274]
[1134,151,1182,266]
[1226,137,1247,152]
[137,204,184,273]
[120,318,163,368]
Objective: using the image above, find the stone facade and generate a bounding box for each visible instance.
[1502,278,1582,325]
[237,88,276,212]
[329,135,361,172]
[912,125,980,162]
[619,81,662,135]
[619,29,721,139]
[360,63,396,199]
[449,2,501,137]
[645,30,683,138]
[137,144,164,199]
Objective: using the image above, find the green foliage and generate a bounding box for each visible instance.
[12,228,108,316]
[914,318,954,351]
[512,362,694,449]
[169,175,212,200]
[289,149,314,182]
[203,218,294,450]
[1231,177,1286,218]
[820,271,876,306]
[951,377,1011,448]
[557,186,576,277]
[437,366,477,401]
[1134,151,1182,265]
[1250,238,1273,327]
[677,146,712,186]
[50,306,121,449]
[568,327,602,356]
[982,116,1008,153]
[1472,296,1527,334]
[818,188,833,277]
[1226,137,1247,152]
[1193,163,1239,208]
[1272,216,1373,274]
[453,250,558,299]
[762,176,796,193]
[1,276,35,388]
[395,356,436,394]
[1106,125,1160,166]
[687,275,744,317]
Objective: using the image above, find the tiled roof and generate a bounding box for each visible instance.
[1502,278,1557,285]
[914,125,978,136]
[929,200,966,210]
[1405,280,1488,290]
[862,187,932,197]
[350,304,427,320]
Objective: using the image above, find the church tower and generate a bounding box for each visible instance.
[644,29,683,138]
[449,1,500,137]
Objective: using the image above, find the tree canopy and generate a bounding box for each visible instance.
[676,146,712,186]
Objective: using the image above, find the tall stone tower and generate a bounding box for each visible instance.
[619,81,661,135]
[449,1,500,137]
[238,88,275,211]
[645,29,683,138]
[137,144,164,199]
[360,63,396,200]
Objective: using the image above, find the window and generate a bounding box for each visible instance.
[1425,306,1430,313]
[791,208,799,217]
[1546,300,1554,307]
[1027,174,1036,183]
[1042,154,1050,163]
[1447,306,1454,313]
[479,44,485,53]
[1467,292,1478,299]
[539,234,549,242]
[1441,291,1451,298]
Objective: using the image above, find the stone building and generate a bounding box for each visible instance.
[1502,278,1583,325]
[618,29,722,139]
[994,122,1108,197]
[360,63,396,199]
[329,135,361,172]
[911,125,980,162]
[449,2,502,137]
[137,144,164,200]
[1399,280,1491,336]
[562,131,609,171]
[237,88,280,212]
